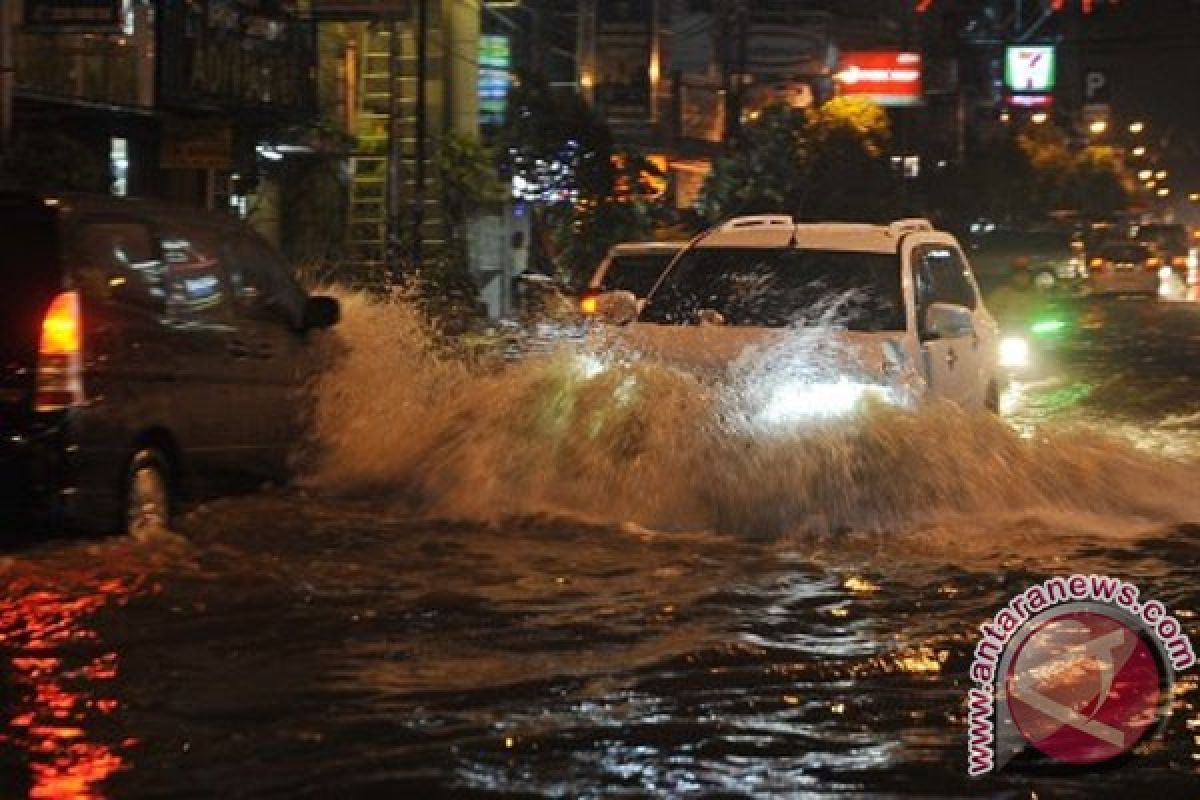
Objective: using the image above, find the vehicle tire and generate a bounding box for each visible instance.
[124,448,172,536]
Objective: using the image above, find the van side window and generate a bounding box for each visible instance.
[915,245,977,311]
[69,221,165,310]
[159,227,230,321]
[224,235,304,327]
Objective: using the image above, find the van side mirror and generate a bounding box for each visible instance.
[922,302,974,341]
[303,295,340,330]
[592,290,640,326]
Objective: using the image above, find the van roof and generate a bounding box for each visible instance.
[608,241,687,255]
[696,218,932,254]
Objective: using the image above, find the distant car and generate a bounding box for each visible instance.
[1132,223,1190,274]
[580,241,685,315]
[592,215,1001,418]
[0,192,340,535]
[966,228,1086,291]
[1088,240,1160,296]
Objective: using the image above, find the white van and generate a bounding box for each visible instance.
[594,215,1002,415]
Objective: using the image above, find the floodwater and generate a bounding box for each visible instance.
[3,293,1200,798]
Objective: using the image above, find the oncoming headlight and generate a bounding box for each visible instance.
[999,336,1029,369]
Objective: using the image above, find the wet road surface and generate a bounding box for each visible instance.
[4,295,1200,798]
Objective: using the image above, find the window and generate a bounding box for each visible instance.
[600,253,677,296]
[915,245,976,311]
[641,246,905,331]
[223,235,305,327]
[159,225,230,321]
[69,220,165,311]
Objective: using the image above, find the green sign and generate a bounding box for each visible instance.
[1004,45,1057,93]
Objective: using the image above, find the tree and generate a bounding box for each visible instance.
[802,97,899,220]
[699,98,901,223]
[1068,146,1129,219]
[496,74,657,285]
[699,104,808,220]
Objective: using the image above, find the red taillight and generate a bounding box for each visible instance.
[580,291,600,315]
[36,290,84,412]
[1147,256,1162,270]
[1173,255,1187,269]
[1089,257,1105,271]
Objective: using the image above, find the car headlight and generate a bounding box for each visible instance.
[999,335,1029,369]
[760,378,898,426]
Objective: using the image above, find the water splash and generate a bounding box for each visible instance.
[303,291,1200,541]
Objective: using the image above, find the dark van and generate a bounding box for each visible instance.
[0,192,339,535]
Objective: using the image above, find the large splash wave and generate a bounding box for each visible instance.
[302,291,1200,541]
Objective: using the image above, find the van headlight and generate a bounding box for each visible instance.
[999,336,1029,369]
[760,378,899,425]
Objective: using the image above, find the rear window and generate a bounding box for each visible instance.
[599,252,678,296]
[1101,243,1148,261]
[641,246,905,331]
[0,196,60,360]
[1135,225,1187,255]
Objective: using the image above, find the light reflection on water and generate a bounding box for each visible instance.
[0,567,148,799]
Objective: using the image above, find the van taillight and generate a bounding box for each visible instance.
[36,290,84,412]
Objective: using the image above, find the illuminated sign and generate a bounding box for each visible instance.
[1006,93,1054,109]
[835,52,923,107]
[479,34,511,127]
[1005,45,1057,93]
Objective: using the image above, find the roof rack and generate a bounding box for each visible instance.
[887,218,934,237]
[719,214,795,232]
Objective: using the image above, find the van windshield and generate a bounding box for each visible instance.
[640,246,905,330]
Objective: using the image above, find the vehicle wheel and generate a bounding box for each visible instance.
[125,448,171,536]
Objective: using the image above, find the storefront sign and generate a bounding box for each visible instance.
[157,0,316,117]
[479,34,510,127]
[835,51,923,107]
[1005,45,1056,93]
[23,0,120,30]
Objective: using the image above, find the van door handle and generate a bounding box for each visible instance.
[228,339,251,359]
[945,347,958,368]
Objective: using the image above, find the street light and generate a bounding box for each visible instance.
[1129,121,1145,135]
[1190,192,1200,203]
[1138,169,1153,181]
[1088,119,1108,135]
[1157,187,1170,197]
[1156,170,1168,180]
[1132,145,1147,157]
[1031,112,1048,124]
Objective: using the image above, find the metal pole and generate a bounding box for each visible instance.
[413,0,427,269]
[0,0,14,152]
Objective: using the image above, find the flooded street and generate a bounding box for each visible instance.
[4,296,1200,797]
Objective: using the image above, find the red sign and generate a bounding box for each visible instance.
[835,52,923,107]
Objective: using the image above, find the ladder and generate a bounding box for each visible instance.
[345,21,445,277]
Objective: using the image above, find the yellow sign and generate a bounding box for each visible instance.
[161,118,234,170]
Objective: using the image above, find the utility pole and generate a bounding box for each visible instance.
[0,0,14,152]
